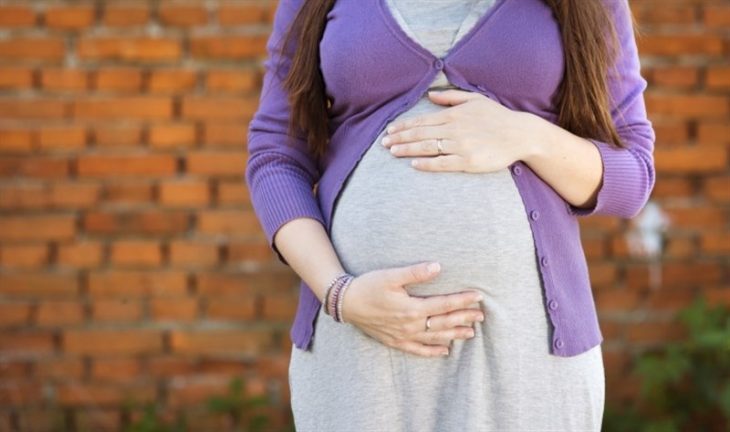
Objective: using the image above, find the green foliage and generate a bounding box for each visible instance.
[124,403,187,432]
[603,297,730,432]
[120,376,290,432]
[206,377,272,432]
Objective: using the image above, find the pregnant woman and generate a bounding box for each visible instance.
[245,0,655,431]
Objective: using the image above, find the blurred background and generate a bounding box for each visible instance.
[0,0,727,431]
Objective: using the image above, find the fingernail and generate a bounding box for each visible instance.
[427,262,440,274]
[442,349,449,356]
[477,315,485,322]
[474,293,484,301]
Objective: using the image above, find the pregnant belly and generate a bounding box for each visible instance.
[329,102,540,299]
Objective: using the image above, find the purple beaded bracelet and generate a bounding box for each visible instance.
[335,275,355,323]
[323,273,351,317]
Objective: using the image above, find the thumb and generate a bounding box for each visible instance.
[386,261,441,287]
[427,89,476,106]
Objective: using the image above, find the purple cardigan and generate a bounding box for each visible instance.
[245,0,656,357]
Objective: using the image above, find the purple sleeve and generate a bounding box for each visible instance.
[567,0,656,218]
[245,0,326,266]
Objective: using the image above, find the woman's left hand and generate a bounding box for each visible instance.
[381,89,540,173]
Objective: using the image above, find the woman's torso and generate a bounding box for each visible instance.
[329,0,538,301]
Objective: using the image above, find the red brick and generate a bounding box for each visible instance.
[654,146,727,173]
[77,154,177,177]
[626,320,687,344]
[169,329,273,355]
[704,5,730,27]
[64,330,163,355]
[704,175,730,202]
[217,181,249,205]
[217,3,266,26]
[203,122,248,146]
[147,69,197,93]
[0,38,64,61]
[103,5,149,26]
[93,68,143,92]
[637,34,724,56]
[0,184,46,210]
[0,99,68,119]
[0,302,32,327]
[91,358,142,381]
[90,300,144,322]
[0,215,76,241]
[197,210,261,235]
[45,5,96,30]
[644,287,697,312]
[78,37,182,62]
[0,382,44,406]
[36,301,85,326]
[104,182,154,204]
[57,383,154,406]
[206,70,257,92]
[0,67,34,89]
[110,240,162,267]
[0,274,78,298]
[226,242,272,263]
[149,123,196,148]
[159,179,210,207]
[186,151,248,176]
[701,232,730,254]
[635,4,696,25]
[0,332,55,355]
[190,35,267,59]
[35,357,84,380]
[698,121,730,145]
[648,65,698,88]
[706,66,730,90]
[0,156,70,179]
[205,298,256,321]
[51,182,101,208]
[169,241,219,266]
[261,294,297,321]
[182,96,254,120]
[73,97,173,119]
[159,4,207,26]
[57,241,104,268]
[93,124,144,147]
[42,66,90,90]
[665,206,728,229]
[74,409,123,430]
[0,6,36,27]
[87,271,187,297]
[83,210,189,235]
[38,125,87,151]
[150,298,198,321]
[0,244,48,269]
[0,128,34,153]
[645,93,729,118]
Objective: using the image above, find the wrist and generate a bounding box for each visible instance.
[519,111,551,166]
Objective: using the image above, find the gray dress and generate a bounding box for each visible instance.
[289,1,606,430]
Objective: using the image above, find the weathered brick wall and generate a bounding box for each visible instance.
[0,0,727,430]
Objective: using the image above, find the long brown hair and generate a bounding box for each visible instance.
[278,0,633,160]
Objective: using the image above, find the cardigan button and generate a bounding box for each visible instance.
[530,210,540,221]
[540,256,548,266]
[548,299,558,310]
[433,58,445,70]
[554,338,564,349]
[511,165,522,176]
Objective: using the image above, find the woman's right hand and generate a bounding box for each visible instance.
[339,261,485,357]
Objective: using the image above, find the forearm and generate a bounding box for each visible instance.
[272,217,346,303]
[521,113,604,210]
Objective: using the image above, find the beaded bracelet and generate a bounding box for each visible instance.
[323,273,351,316]
[335,275,355,323]
[328,275,348,319]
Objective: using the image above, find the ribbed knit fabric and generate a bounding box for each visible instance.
[245,0,656,357]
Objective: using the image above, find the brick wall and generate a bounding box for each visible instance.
[0,0,728,430]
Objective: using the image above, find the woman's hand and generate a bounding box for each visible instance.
[381,89,540,173]
[339,261,485,357]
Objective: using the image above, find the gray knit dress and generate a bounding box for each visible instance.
[288,1,606,431]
